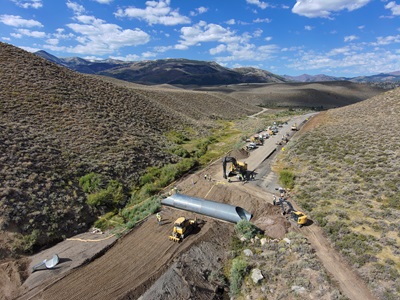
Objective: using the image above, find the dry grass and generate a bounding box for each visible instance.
[278,88,400,299]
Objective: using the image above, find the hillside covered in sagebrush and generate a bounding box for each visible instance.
[0,42,261,257]
[279,87,400,299]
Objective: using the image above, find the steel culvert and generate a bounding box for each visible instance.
[161,193,252,223]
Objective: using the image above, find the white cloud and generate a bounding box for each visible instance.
[292,0,371,18]
[66,15,150,55]
[53,28,75,40]
[142,51,157,58]
[46,38,59,45]
[10,33,22,38]
[115,0,191,26]
[11,0,43,9]
[92,0,113,4]
[344,35,358,42]
[176,21,279,63]
[177,21,245,48]
[246,0,269,10]
[215,43,279,63]
[190,6,208,16]
[16,28,46,38]
[253,29,263,37]
[385,1,400,16]
[19,46,41,52]
[285,46,400,75]
[67,1,85,15]
[327,46,352,56]
[110,54,141,61]
[210,44,227,55]
[0,14,43,27]
[304,25,313,31]
[281,46,304,52]
[196,6,208,14]
[226,19,236,25]
[253,18,272,23]
[265,36,272,41]
[372,34,400,45]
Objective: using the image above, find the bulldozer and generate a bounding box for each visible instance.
[169,217,197,242]
[222,156,247,180]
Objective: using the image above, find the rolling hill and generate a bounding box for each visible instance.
[279,87,400,299]
[0,42,260,257]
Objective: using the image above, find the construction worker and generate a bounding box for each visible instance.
[156,213,162,225]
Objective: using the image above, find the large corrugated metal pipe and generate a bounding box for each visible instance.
[161,193,252,223]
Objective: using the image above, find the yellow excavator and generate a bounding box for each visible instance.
[273,196,307,227]
[222,156,247,180]
[250,135,264,145]
[169,217,197,242]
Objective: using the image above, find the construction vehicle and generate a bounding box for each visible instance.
[291,123,298,131]
[250,135,264,145]
[245,142,257,150]
[274,197,307,227]
[222,156,248,180]
[169,217,197,242]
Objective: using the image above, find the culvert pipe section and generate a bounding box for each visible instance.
[161,193,252,223]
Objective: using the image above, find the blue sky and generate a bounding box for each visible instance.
[1,0,400,77]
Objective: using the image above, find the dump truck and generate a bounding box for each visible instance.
[169,217,197,242]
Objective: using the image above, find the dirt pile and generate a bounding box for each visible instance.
[137,224,232,300]
[0,259,29,300]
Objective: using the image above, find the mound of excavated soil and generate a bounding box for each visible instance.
[254,214,290,239]
[0,258,30,300]
[227,148,250,160]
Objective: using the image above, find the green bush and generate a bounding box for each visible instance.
[229,258,248,296]
[165,130,189,144]
[137,158,198,199]
[87,189,113,207]
[122,196,161,227]
[86,180,125,209]
[234,219,260,240]
[170,146,190,158]
[279,169,295,189]
[79,172,103,193]
[94,212,124,230]
[17,229,40,253]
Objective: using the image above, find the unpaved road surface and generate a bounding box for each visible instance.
[13,113,377,300]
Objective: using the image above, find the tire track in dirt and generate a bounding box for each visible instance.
[21,208,211,300]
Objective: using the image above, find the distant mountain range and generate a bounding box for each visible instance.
[283,72,400,83]
[34,50,400,86]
